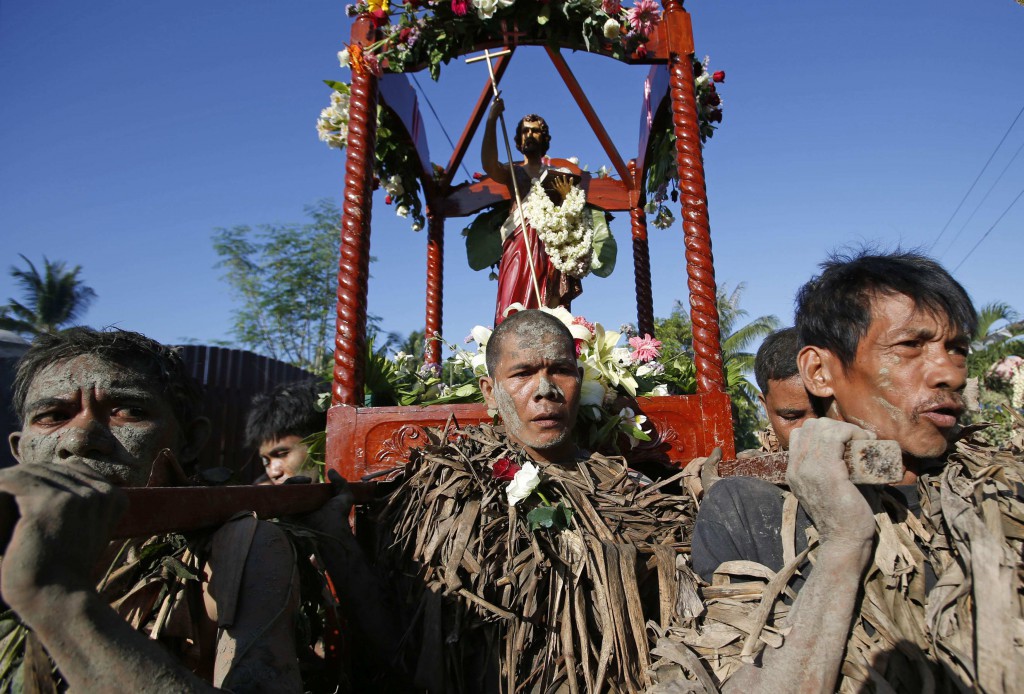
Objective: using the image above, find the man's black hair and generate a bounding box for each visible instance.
[12,326,203,428]
[754,327,800,394]
[245,380,327,448]
[795,249,978,368]
[515,114,551,156]
[486,310,575,376]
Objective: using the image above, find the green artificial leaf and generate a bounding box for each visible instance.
[527,505,557,531]
[464,204,510,271]
[323,80,349,92]
[589,207,616,278]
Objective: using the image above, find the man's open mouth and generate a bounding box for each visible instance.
[918,401,963,429]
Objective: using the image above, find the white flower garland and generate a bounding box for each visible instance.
[519,178,593,278]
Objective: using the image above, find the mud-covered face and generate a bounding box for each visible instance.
[823,293,969,461]
[10,355,186,486]
[259,434,315,484]
[480,331,581,463]
[759,375,814,450]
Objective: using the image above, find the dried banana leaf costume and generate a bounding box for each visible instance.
[374,423,700,693]
[0,515,345,693]
[648,424,1024,693]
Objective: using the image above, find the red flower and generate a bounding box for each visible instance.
[708,109,723,123]
[369,8,388,27]
[705,91,721,107]
[712,70,726,83]
[492,457,522,482]
[451,0,469,16]
[472,171,484,181]
[384,194,393,205]
[634,43,648,59]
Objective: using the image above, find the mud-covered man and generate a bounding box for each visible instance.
[1,328,305,692]
[692,251,976,691]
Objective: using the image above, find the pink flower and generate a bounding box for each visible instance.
[492,457,522,482]
[712,70,726,83]
[571,315,596,335]
[451,0,469,16]
[626,0,661,37]
[602,0,620,13]
[628,334,662,363]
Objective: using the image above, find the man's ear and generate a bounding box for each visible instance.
[479,375,497,410]
[798,346,837,399]
[8,431,22,464]
[178,416,211,466]
[757,392,767,412]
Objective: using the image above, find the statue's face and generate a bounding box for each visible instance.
[516,118,549,156]
[10,355,185,486]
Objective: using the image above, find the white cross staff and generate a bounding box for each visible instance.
[466,48,543,308]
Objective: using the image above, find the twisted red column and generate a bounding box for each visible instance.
[668,51,725,394]
[424,207,444,366]
[332,62,378,406]
[629,164,655,337]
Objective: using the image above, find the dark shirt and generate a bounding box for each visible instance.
[692,476,927,588]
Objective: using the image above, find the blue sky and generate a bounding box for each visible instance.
[1,0,1022,353]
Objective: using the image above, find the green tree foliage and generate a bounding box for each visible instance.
[213,200,355,374]
[0,255,97,337]
[968,301,1024,379]
[654,284,781,450]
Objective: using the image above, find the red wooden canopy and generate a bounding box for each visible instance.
[326,0,734,481]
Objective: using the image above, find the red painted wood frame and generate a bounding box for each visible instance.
[327,0,733,481]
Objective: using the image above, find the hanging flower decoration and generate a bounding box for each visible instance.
[519,179,593,278]
[644,54,725,229]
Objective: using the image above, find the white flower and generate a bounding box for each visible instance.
[385,175,404,197]
[618,407,649,448]
[611,347,632,367]
[567,156,579,165]
[506,462,541,506]
[651,384,669,396]
[596,165,611,178]
[474,0,498,17]
[471,351,488,374]
[412,222,423,231]
[338,48,351,68]
[580,366,607,407]
[603,17,620,39]
[396,205,409,218]
[471,325,492,347]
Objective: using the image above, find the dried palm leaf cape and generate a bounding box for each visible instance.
[376,419,1024,693]
[375,420,700,693]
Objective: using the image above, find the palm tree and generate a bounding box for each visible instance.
[0,255,97,337]
[968,301,1024,379]
[654,284,781,448]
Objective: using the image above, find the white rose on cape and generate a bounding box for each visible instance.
[506,462,541,506]
[603,18,620,39]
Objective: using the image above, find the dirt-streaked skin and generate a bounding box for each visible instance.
[758,374,815,449]
[480,330,581,464]
[804,292,969,466]
[9,355,186,486]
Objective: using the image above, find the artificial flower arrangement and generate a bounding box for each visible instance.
[366,304,699,454]
[318,0,725,238]
[643,56,725,230]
